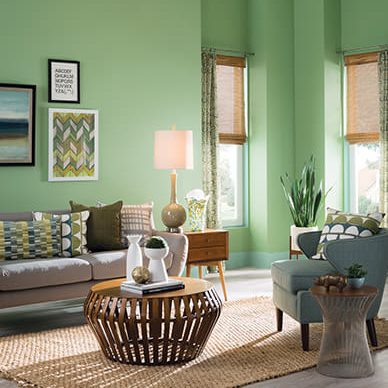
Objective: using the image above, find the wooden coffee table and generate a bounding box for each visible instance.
[84,277,222,365]
[311,285,378,378]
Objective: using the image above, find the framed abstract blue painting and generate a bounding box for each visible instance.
[0,84,36,166]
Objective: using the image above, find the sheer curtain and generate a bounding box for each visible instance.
[201,49,220,229]
[379,51,388,226]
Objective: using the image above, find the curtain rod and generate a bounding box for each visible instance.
[337,43,388,55]
[202,46,255,57]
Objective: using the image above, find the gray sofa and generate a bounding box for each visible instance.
[0,211,188,309]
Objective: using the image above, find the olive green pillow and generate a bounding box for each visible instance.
[70,200,123,252]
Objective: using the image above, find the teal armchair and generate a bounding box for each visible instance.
[271,228,388,351]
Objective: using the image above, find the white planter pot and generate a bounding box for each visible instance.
[144,247,169,283]
[290,225,319,251]
[126,235,143,280]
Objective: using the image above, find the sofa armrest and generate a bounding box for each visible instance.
[152,230,188,276]
[297,231,322,258]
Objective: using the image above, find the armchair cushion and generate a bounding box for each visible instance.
[314,208,384,259]
[271,259,335,294]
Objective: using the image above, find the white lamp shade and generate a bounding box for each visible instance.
[154,130,194,170]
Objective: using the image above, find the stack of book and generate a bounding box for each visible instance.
[120,278,184,295]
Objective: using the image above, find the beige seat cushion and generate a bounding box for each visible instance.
[0,258,92,291]
[82,249,174,280]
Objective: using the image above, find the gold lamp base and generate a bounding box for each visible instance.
[161,170,186,233]
[161,202,186,233]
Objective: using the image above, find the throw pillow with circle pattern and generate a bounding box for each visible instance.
[312,208,385,260]
[33,211,89,257]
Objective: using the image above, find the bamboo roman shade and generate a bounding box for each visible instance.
[216,55,247,145]
[345,52,380,144]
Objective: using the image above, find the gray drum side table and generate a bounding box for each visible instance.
[311,285,378,378]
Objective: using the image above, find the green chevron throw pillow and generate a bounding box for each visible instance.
[33,211,89,257]
[0,220,61,261]
[313,208,385,259]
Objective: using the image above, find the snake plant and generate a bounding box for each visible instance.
[280,155,326,227]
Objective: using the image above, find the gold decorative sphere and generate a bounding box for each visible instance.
[131,266,151,284]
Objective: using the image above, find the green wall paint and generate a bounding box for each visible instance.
[0,0,201,232]
[201,0,248,51]
[341,0,388,49]
[294,0,343,226]
[248,0,295,255]
[4,0,388,269]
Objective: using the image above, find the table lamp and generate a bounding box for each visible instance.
[154,125,193,233]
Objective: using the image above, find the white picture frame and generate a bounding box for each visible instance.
[48,108,99,182]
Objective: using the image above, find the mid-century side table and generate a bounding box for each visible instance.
[184,229,229,301]
[311,285,378,378]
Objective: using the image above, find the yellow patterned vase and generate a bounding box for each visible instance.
[186,198,208,232]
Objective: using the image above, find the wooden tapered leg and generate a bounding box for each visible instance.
[301,323,309,351]
[367,319,378,346]
[276,308,283,332]
[198,265,203,279]
[186,264,191,278]
[217,261,228,301]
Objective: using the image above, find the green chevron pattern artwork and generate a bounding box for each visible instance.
[48,108,99,181]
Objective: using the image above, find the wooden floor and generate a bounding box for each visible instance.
[1,268,388,387]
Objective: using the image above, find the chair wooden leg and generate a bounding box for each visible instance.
[276,308,283,332]
[301,323,309,351]
[186,264,191,278]
[367,319,378,346]
[217,261,228,301]
[198,265,203,279]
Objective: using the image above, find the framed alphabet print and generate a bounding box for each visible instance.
[48,108,98,181]
[48,59,80,103]
[0,83,36,166]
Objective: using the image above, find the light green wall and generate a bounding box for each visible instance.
[341,0,388,49]
[201,0,248,51]
[0,0,201,232]
[248,0,295,257]
[294,0,343,226]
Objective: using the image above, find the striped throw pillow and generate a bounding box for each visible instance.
[96,201,154,247]
[0,220,61,260]
[33,211,89,257]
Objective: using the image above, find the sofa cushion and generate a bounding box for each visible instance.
[0,220,61,261]
[82,249,174,280]
[271,259,335,294]
[70,201,122,252]
[97,201,154,247]
[33,211,90,257]
[0,258,91,291]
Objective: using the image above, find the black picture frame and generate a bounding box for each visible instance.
[48,59,80,103]
[0,83,36,166]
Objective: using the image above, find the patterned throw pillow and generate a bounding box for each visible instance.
[96,201,154,247]
[313,208,385,259]
[0,220,61,260]
[33,211,89,257]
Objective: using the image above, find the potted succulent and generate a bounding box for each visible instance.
[144,236,169,283]
[346,263,367,289]
[280,155,326,251]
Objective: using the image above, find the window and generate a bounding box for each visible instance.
[216,55,247,226]
[345,52,380,214]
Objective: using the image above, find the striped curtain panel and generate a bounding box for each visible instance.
[379,51,388,226]
[201,49,220,229]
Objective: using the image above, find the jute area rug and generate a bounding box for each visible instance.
[1,297,388,388]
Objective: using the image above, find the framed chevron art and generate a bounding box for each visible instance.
[48,108,98,181]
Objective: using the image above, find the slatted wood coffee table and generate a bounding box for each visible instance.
[84,277,222,365]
